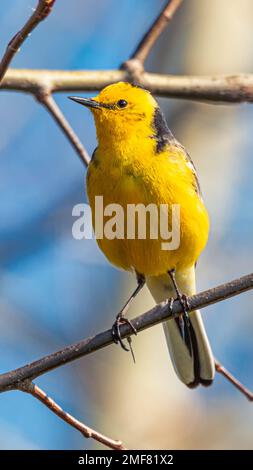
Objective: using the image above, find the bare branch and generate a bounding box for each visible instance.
[129,0,183,65]
[19,380,126,450]
[142,72,253,103]
[215,360,253,402]
[0,1,90,168]
[0,272,252,395]
[36,89,90,167]
[0,1,56,84]
[2,69,253,104]
[0,68,124,94]
[1,0,252,450]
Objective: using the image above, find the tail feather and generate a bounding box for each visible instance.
[163,310,214,387]
[147,266,215,387]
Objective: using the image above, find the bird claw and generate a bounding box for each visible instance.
[111,315,137,352]
[181,293,190,312]
[178,294,191,327]
[167,297,174,315]
[167,295,191,341]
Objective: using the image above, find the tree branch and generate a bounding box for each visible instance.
[0,0,56,84]
[129,0,183,66]
[0,272,252,395]
[1,0,252,450]
[122,0,183,82]
[36,89,90,167]
[215,360,253,402]
[0,0,90,168]
[2,69,253,103]
[18,380,126,450]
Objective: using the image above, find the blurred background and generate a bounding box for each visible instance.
[0,0,253,450]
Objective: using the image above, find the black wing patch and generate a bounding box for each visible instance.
[152,107,175,153]
[151,107,202,197]
[90,146,99,167]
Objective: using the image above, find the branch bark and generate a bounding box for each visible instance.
[0,1,56,84]
[19,380,126,450]
[1,0,252,451]
[36,89,90,167]
[0,1,90,167]
[0,272,252,394]
[129,0,183,65]
[2,69,253,103]
[215,360,253,402]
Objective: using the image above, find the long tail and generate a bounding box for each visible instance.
[146,266,215,387]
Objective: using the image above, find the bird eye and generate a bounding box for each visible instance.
[117,99,128,108]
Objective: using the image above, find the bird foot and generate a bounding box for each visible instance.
[111,314,137,352]
[177,293,191,327]
[167,295,191,342]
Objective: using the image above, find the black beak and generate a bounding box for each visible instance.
[68,96,101,109]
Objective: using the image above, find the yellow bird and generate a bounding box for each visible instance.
[69,82,215,388]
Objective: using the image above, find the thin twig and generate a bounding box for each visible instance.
[0,0,56,84]
[18,380,126,450]
[0,1,90,168]
[215,360,253,402]
[123,0,183,82]
[2,69,253,103]
[129,0,183,65]
[0,272,252,394]
[36,89,90,167]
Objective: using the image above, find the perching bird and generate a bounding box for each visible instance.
[69,82,215,388]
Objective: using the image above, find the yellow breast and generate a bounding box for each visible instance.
[86,141,209,276]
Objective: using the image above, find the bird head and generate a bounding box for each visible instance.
[69,82,159,144]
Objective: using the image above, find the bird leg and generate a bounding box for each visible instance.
[168,269,191,343]
[111,273,145,354]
